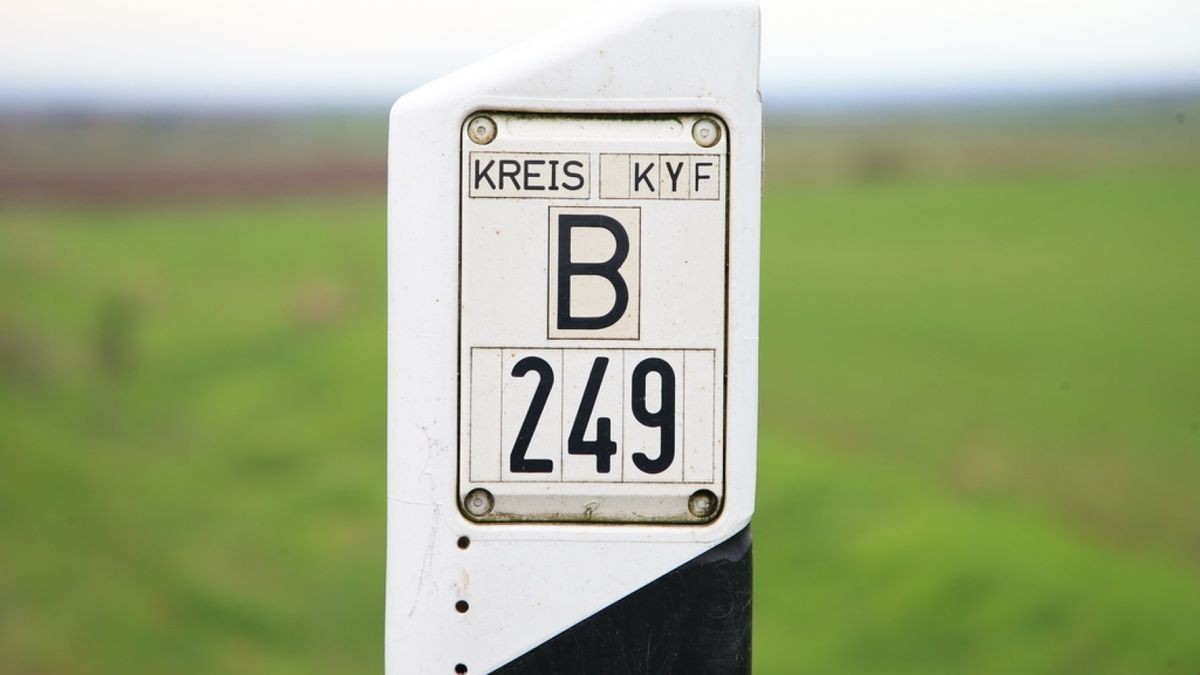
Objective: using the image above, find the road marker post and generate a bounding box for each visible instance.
[388,1,761,671]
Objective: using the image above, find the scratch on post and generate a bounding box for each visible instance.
[407,424,448,618]
[408,504,441,618]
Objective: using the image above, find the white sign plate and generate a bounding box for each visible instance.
[459,112,728,523]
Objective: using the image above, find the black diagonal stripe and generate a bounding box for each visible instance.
[493,526,752,675]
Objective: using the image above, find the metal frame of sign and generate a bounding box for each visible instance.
[456,111,730,525]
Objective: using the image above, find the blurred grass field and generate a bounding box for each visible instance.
[2,100,1199,674]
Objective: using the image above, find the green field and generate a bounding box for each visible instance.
[2,112,1199,673]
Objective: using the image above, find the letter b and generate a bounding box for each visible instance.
[549,208,640,338]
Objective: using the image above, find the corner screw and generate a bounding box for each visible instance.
[464,488,494,517]
[688,489,719,519]
[692,118,721,148]
[467,115,497,145]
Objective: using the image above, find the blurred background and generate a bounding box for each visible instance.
[2,1,1198,673]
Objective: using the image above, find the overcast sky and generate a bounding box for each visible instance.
[3,0,1199,109]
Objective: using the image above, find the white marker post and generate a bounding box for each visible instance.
[387,1,760,672]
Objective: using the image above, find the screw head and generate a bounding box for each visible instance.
[688,489,719,519]
[467,115,497,145]
[692,118,721,148]
[464,488,494,517]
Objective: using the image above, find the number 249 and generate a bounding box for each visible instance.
[510,356,676,475]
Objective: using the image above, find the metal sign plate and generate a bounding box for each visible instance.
[458,112,728,524]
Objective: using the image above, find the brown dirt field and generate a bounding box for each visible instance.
[0,163,384,203]
[3,99,1196,201]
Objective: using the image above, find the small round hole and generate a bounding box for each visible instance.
[457,536,470,550]
[455,664,468,674]
[455,600,469,613]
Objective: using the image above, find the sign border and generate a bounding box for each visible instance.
[455,110,732,524]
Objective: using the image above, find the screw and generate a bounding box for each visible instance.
[464,488,494,517]
[467,115,496,145]
[688,490,718,519]
[692,118,721,148]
